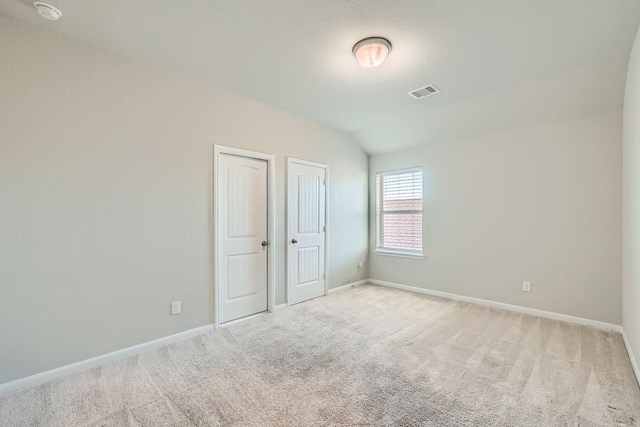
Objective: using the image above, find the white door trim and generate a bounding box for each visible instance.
[213,145,275,328]
[286,157,329,306]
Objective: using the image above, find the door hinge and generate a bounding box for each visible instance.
[323,179,326,186]
[323,272,327,279]
[323,225,326,232]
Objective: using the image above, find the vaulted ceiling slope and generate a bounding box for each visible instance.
[2,0,640,154]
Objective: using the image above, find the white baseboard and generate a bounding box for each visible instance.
[0,324,214,397]
[2,281,629,397]
[328,279,369,294]
[623,331,640,387]
[370,278,640,385]
[368,279,622,333]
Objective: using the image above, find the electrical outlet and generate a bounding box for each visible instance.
[357,261,363,271]
[171,301,181,315]
[522,281,531,292]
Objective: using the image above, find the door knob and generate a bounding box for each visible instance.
[261,241,268,247]
[291,239,298,244]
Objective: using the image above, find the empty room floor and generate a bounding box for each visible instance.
[1,284,639,426]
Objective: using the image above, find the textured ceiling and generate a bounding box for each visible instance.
[2,0,640,154]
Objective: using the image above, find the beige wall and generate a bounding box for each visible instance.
[623,27,640,371]
[0,15,368,384]
[370,112,623,324]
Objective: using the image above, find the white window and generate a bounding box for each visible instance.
[375,168,423,258]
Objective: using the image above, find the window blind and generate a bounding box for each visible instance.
[376,168,423,254]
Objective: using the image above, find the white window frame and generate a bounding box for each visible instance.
[374,167,424,259]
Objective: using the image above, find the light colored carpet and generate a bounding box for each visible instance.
[1,284,639,426]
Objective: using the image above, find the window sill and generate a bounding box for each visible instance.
[372,250,425,260]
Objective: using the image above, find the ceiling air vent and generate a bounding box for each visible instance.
[408,84,440,100]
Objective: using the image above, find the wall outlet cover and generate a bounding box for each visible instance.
[523,281,532,292]
[171,301,181,315]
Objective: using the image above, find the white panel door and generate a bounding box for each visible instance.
[288,161,326,305]
[218,154,268,323]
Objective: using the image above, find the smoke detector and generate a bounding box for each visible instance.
[408,84,440,100]
[33,2,62,21]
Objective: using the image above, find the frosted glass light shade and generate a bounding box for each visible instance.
[352,37,392,68]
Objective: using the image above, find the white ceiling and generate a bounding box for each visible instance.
[2,0,640,154]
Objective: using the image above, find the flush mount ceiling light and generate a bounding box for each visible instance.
[33,2,62,21]
[352,37,392,68]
